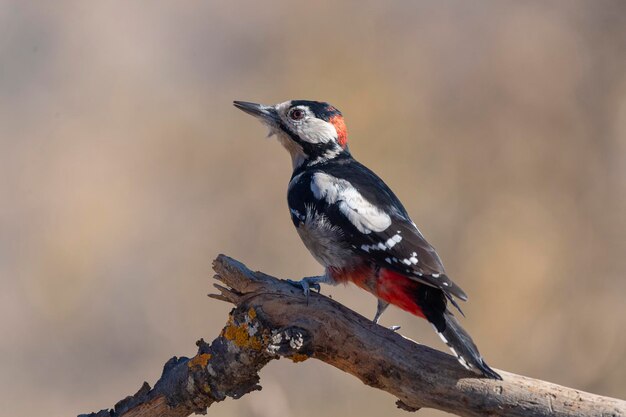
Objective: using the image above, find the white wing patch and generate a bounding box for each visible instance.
[311,172,391,234]
[386,234,402,248]
[361,233,402,252]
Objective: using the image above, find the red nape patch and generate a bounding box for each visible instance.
[329,115,348,148]
[376,269,425,318]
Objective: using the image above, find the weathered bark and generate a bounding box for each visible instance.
[80,255,626,417]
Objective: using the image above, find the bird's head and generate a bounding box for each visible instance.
[234,99,349,168]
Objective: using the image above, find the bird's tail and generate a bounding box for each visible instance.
[374,268,501,379]
[412,283,501,379]
[432,310,502,380]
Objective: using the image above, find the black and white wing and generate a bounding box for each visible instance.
[309,159,468,301]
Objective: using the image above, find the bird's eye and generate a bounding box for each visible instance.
[289,108,304,120]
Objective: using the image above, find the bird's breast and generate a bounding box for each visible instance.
[294,208,354,269]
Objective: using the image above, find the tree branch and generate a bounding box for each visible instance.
[80,255,626,417]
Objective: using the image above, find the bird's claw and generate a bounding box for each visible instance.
[373,300,401,331]
[287,277,321,304]
[308,282,321,293]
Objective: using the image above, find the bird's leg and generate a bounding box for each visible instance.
[287,273,333,304]
[373,299,389,324]
[373,299,401,332]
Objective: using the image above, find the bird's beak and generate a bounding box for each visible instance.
[233,101,279,125]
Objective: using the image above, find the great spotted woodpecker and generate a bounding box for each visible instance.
[234,99,501,379]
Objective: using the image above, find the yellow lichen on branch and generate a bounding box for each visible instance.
[222,312,264,351]
[290,353,309,363]
[188,353,212,369]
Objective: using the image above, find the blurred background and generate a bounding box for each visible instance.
[1,1,625,416]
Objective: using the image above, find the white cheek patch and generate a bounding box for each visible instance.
[311,172,391,234]
[295,118,337,144]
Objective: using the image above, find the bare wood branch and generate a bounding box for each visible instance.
[80,255,626,417]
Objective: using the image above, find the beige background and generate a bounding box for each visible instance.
[0,1,625,416]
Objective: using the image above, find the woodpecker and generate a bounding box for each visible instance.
[233,99,501,379]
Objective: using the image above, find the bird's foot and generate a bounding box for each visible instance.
[373,299,401,331]
[286,275,324,304]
